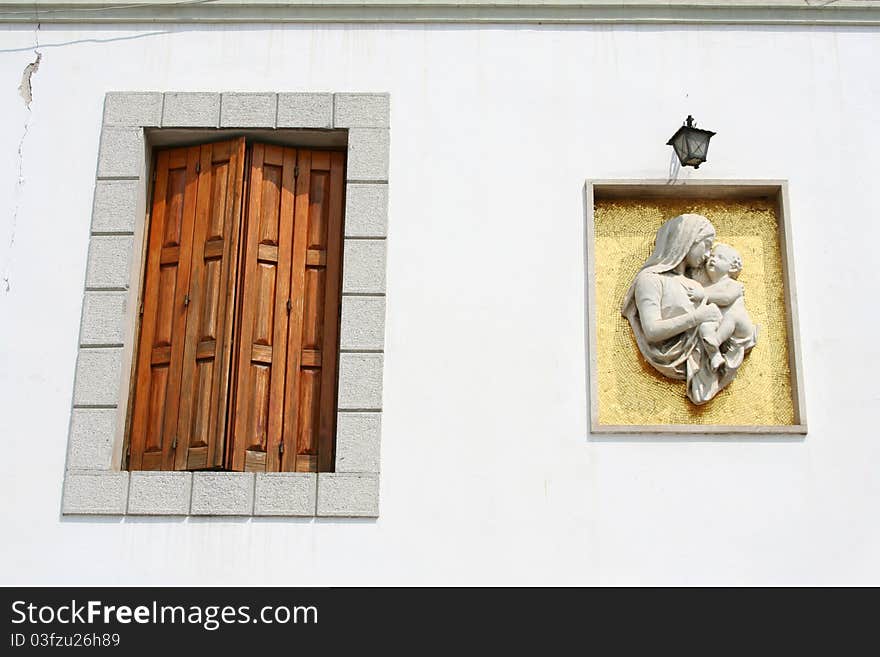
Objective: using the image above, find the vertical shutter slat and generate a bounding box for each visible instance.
[265,147,297,472]
[159,146,200,470]
[216,139,248,468]
[175,138,246,470]
[129,150,170,470]
[294,158,324,472]
[280,150,312,471]
[231,144,266,472]
[316,151,346,472]
[232,144,301,472]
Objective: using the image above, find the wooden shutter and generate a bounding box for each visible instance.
[291,149,345,473]
[128,138,246,470]
[230,145,345,472]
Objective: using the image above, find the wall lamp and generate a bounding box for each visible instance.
[667,115,716,169]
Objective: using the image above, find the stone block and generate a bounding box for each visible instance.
[67,408,116,470]
[254,473,317,516]
[340,296,385,350]
[162,92,221,127]
[342,239,386,294]
[334,93,390,128]
[316,473,379,517]
[62,471,129,515]
[85,235,133,289]
[346,129,390,182]
[91,179,139,233]
[73,348,123,406]
[345,183,388,237]
[334,412,381,473]
[97,127,144,179]
[337,353,384,410]
[127,472,192,515]
[220,92,276,128]
[103,92,163,127]
[191,472,255,515]
[277,93,333,128]
[80,291,127,346]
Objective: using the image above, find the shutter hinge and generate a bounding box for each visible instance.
[183,293,190,307]
[138,302,144,317]
[195,161,201,174]
[171,436,178,450]
[279,442,284,456]
[294,165,299,178]
[152,169,157,184]
[286,298,292,314]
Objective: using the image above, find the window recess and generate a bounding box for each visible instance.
[127,138,345,473]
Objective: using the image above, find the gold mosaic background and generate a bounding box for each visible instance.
[593,197,795,426]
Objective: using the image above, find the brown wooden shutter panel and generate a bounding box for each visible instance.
[302,150,345,473]
[230,145,345,473]
[129,138,246,471]
[175,139,247,469]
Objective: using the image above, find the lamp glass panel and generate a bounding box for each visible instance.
[672,132,689,162]
[686,134,703,158]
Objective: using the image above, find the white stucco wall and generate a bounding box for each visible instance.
[0,22,878,585]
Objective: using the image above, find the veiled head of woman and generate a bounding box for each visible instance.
[645,213,716,273]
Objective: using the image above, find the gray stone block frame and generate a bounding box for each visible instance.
[62,92,389,518]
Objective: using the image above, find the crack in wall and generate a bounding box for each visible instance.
[3,30,42,294]
[18,51,41,107]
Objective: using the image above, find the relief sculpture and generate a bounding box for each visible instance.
[621,214,758,404]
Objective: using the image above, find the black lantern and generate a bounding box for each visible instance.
[666,115,716,169]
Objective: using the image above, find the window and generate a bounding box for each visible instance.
[128,138,346,473]
[63,91,387,517]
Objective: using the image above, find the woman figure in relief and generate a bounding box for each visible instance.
[621,213,753,404]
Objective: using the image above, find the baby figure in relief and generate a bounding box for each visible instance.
[688,243,758,371]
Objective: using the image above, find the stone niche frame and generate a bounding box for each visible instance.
[585,179,807,435]
[62,92,390,517]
